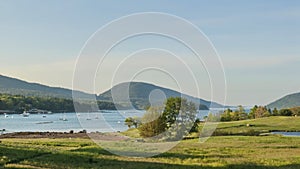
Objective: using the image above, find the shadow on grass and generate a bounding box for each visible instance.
[217,124,269,130]
[70,146,113,155]
[154,152,240,160]
[1,146,300,169]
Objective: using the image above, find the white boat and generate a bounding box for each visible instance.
[22,111,30,117]
[95,113,99,119]
[59,113,67,121]
[4,113,9,118]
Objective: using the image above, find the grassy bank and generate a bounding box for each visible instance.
[0,136,300,168]
[1,116,300,169]
[123,116,300,138]
[211,116,300,136]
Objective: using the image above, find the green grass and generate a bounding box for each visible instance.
[1,116,300,169]
[124,116,300,138]
[211,116,300,136]
[0,136,300,168]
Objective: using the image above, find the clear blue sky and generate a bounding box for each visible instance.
[0,0,299,106]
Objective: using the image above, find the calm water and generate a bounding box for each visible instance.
[0,109,220,134]
[271,132,300,137]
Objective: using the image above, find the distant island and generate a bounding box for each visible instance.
[267,92,300,109]
[0,75,222,112]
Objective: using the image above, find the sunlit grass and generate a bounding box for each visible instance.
[0,135,300,168]
[1,116,300,168]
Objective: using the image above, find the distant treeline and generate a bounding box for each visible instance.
[206,105,300,122]
[0,93,119,113]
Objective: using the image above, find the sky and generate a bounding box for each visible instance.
[0,0,300,106]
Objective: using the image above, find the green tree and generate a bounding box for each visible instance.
[249,105,258,119]
[279,109,293,116]
[237,105,248,120]
[220,108,232,121]
[138,97,197,139]
[290,107,300,116]
[125,117,141,128]
[255,106,270,118]
[272,108,279,116]
[138,107,166,137]
[190,118,200,133]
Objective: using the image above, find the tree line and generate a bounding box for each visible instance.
[211,105,300,122]
[0,93,120,113]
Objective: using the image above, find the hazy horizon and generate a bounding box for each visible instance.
[1,1,299,106]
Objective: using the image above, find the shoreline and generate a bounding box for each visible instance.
[0,131,90,139]
[0,131,128,141]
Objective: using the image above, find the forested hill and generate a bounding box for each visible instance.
[0,75,93,99]
[97,82,223,110]
[268,92,300,109]
[0,75,224,110]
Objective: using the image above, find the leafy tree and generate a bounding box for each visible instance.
[290,107,300,116]
[125,117,134,128]
[220,108,232,121]
[138,107,166,137]
[272,108,279,116]
[190,118,200,133]
[279,109,293,116]
[138,97,197,139]
[249,105,258,119]
[255,106,270,118]
[220,106,248,122]
[162,97,181,128]
[248,105,270,119]
[125,117,141,128]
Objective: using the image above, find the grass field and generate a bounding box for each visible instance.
[210,116,300,136]
[0,116,300,169]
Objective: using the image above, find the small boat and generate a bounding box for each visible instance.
[22,111,30,117]
[117,121,121,124]
[61,118,68,121]
[42,115,47,118]
[4,113,9,118]
[59,113,68,121]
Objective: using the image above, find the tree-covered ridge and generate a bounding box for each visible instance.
[0,75,220,110]
[268,92,300,109]
[0,93,120,113]
[97,82,217,110]
[0,74,93,99]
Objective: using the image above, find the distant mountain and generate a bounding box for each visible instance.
[0,75,93,99]
[268,92,300,109]
[0,75,224,110]
[97,82,223,110]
